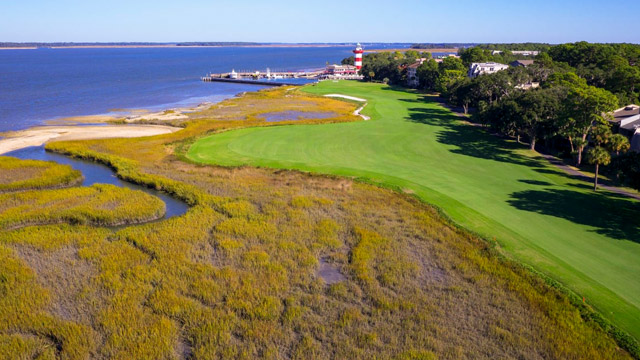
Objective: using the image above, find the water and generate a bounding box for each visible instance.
[5,146,190,219]
[317,258,346,284]
[0,46,357,132]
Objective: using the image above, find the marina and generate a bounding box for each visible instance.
[201,44,365,86]
[201,70,322,86]
[201,67,363,86]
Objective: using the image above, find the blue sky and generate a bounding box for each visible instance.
[1,0,638,43]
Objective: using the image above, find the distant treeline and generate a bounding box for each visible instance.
[0,42,262,47]
[176,42,261,46]
[475,43,552,51]
[411,43,552,51]
[411,43,476,49]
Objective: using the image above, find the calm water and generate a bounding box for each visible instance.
[6,146,190,219]
[0,46,357,132]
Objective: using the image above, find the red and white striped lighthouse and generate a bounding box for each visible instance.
[353,43,363,71]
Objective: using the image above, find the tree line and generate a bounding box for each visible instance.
[474,43,552,52]
[343,42,640,191]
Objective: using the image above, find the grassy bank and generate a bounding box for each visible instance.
[187,81,640,342]
[0,156,82,192]
[0,184,166,229]
[0,86,634,358]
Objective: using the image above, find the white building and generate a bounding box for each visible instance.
[491,50,540,56]
[468,62,509,78]
[325,64,358,76]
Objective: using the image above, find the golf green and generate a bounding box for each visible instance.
[188,81,640,339]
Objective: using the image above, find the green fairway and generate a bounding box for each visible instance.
[188,81,640,339]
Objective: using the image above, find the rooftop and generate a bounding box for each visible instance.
[472,62,508,67]
[511,59,535,66]
[612,105,640,123]
[620,118,640,132]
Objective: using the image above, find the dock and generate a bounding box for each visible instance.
[201,68,363,86]
[202,69,324,86]
[201,77,302,86]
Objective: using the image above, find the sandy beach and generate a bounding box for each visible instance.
[43,102,213,126]
[0,124,180,155]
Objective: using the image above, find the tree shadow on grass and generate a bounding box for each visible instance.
[519,179,553,186]
[406,105,543,168]
[380,85,421,94]
[508,187,640,242]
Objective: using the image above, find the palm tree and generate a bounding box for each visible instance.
[608,134,630,156]
[586,146,611,191]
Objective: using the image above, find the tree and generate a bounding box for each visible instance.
[435,70,465,94]
[459,47,488,67]
[448,78,474,114]
[610,152,640,190]
[534,52,554,68]
[470,71,513,106]
[547,42,640,104]
[586,146,611,190]
[480,99,522,138]
[590,124,612,147]
[404,50,420,60]
[417,59,439,90]
[608,134,630,155]
[516,88,562,150]
[420,52,432,59]
[439,56,466,72]
[562,84,618,165]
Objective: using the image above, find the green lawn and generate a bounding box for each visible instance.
[188,80,640,340]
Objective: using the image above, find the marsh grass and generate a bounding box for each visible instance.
[0,156,82,192]
[0,184,165,229]
[0,86,634,359]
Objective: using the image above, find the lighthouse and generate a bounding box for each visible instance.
[353,43,364,72]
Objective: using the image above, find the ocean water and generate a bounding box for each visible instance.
[0,46,358,132]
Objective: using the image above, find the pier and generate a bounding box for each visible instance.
[202,69,325,86]
[201,76,309,87]
[201,68,363,86]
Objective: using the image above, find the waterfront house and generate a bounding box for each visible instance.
[468,62,509,78]
[609,105,640,151]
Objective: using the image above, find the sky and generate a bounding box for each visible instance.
[1,0,639,44]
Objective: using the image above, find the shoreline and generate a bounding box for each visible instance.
[0,124,181,155]
[43,101,214,125]
[0,86,250,153]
